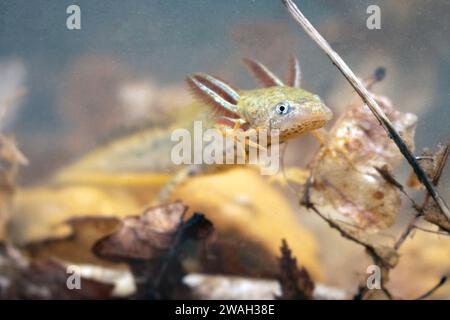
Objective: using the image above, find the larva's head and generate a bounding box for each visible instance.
[238,86,332,141]
[186,56,333,142]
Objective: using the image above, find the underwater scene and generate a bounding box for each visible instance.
[0,0,449,301]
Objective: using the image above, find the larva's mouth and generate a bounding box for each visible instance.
[279,119,327,140]
[277,104,333,141]
[300,111,333,123]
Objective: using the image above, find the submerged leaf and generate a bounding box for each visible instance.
[309,95,417,231]
[92,201,214,299]
[415,142,450,230]
[424,203,450,232]
[93,201,187,261]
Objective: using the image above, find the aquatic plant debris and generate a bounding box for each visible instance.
[309,90,417,230]
[93,201,214,298]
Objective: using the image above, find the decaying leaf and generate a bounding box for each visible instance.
[93,201,187,261]
[276,239,314,300]
[424,203,450,232]
[93,201,214,299]
[416,142,450,231]
[409,143,449,187]
[309,94,417,231]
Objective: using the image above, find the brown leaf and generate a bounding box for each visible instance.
[409,143,449,189]
[93,201,187,262]
[424,203,450,232]
[309,94,417,231]
[414,142,450,230]
[92,202,215,299]
[93,202,187,261]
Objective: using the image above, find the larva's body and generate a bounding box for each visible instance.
[54,57,333,193]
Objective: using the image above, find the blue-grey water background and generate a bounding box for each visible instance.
[0,0,449,184]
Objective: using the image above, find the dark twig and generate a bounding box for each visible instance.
[281,0,450,222]
[394,214,422,251]
[152,212,213,294]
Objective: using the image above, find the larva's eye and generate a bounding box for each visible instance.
[275,101,291,115]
